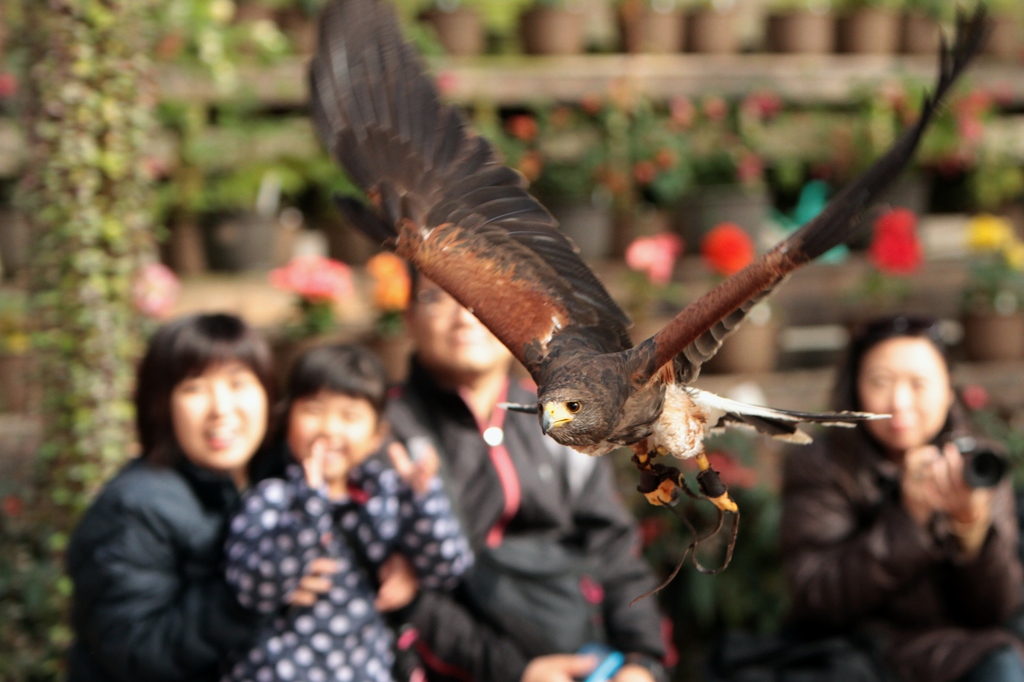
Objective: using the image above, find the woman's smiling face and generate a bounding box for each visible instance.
[857,336,954,456]
[170,360,268,488]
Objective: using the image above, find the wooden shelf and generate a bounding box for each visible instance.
[154,54,1024,108]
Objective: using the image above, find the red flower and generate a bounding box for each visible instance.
[960,384,989,411]
[0,72,19,98]
[270,256,354,304]
[506,115,538,142]
[868,208,922,275]
[626,232,684,285]
[654,149,676,170]
[633,160,657,186]
[2,495,23,518]
[701,223,755,277]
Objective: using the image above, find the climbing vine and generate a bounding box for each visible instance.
[0,1,157,677]
[22,0,157,516]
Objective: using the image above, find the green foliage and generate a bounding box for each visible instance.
[6,0,160,676]
[767,0,833,11]
[835,0,904,11]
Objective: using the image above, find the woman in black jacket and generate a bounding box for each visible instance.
[66,313,280,682]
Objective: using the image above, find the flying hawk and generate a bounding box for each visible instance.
[308,0,987,517]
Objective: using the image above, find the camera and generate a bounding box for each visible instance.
[951,436,1010,489]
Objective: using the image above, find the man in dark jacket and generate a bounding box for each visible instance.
[386,277,670,682]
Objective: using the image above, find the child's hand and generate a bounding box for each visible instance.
[388,440,439,495]
[303,439,348,500]
[375,553,419,612]
[287,557,339,607]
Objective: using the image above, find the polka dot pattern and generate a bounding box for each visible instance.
[223,456,473,681]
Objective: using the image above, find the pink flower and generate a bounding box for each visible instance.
[736,152,764,184]
[626,233,684,285]
[670,97,695,129]
[741,90,782,120]
[133,263,180,319]
[435,70,458,96]
[960,384,989,411]
[270,256,354,304]
[703,95,728,123]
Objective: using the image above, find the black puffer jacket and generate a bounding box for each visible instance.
[66,456,278,682]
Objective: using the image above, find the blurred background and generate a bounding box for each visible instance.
[1,0,1023,679]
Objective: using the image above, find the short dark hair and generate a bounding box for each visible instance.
[135,313,275,467]
[275,343,388,440]
[832,314,951,413]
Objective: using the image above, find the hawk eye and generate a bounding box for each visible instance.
[566,401,582,414]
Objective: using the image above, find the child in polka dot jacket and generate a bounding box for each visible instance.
[222,343,472,682]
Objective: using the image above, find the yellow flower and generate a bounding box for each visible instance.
[1005,240,1024,271]
[967,214,1014,253]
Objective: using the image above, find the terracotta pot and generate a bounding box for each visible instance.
[703,312,780,375]
[836,9,900,54]
[686,8,738,54]
[765,11,834,54]
[900,10,941,55]
[520,7,587,55]
[961,311,1024,362]
[985,14,1021,60]
[619,7,685,54]
[421,6,486,56]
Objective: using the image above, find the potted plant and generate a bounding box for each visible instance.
[960,214,1024,362]
[686,0,740,54]
[618,0,686,53]
[846,207,924,326]
[765,0,835,54]
[490,102,613,259]
[674,92,776,244]
[984,0,1023,60]
[519,0,587,55]
[420,0,486,56]
[268,254,356,377]
[835,0,903,54]
[699,222,780,373]
[900,0,946,54]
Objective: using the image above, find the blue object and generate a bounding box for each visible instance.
[577,643,625,682]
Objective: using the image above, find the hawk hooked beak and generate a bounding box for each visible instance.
[541,403,575,433]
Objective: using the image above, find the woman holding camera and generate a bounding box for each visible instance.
[781,314,1024,682]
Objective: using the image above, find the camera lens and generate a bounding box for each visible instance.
[953,436,1010,489]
